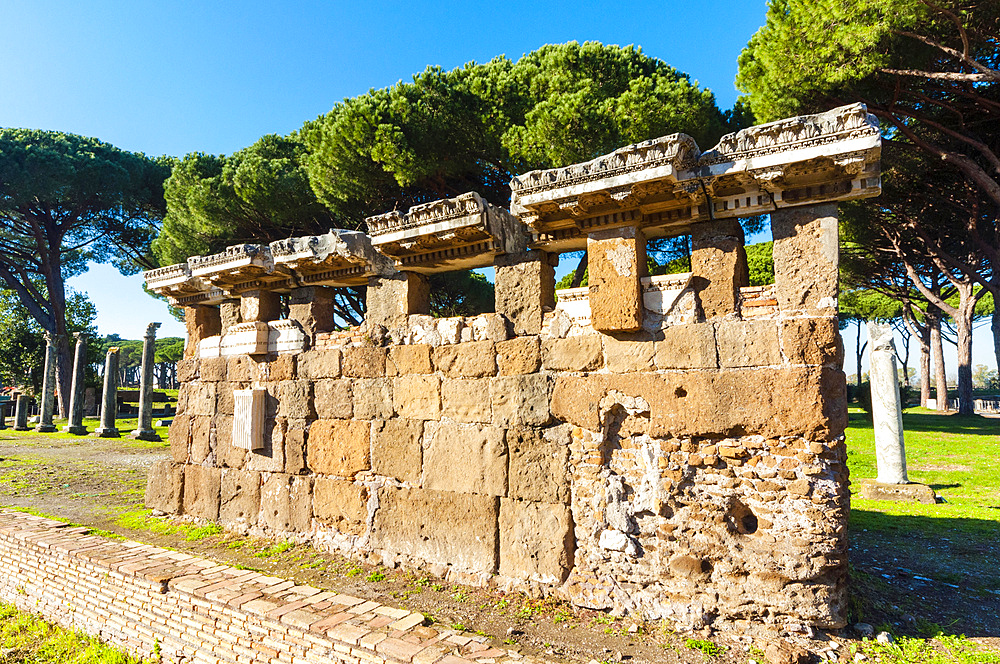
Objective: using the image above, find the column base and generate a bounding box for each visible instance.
[63,425,88,435]
[858,478,937,505]
[129,429,161,441]
[12,426,28,432]
[91,427,120,438]
[34,424,57,433]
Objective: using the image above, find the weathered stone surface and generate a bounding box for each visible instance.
[388,344,433,375]
[716,320,782,368]
[189,415,212,464]
[343,346,387,378]
[499,499,574,584]
[177,358,197,383]
[308,419,371,477]
[351,378,394,420]
[495,251,555,336]
[432,341,496,377]
[199,356,227,382]
[182,465,221,520]
[277,380,315,419]
[259,474,312,533]
[284,423,307,474]
[781,317,842,366]
[367,272,430,328]
[857,479,936,504]
[296,349,341,379]
[497,337,540,375]
[588,226,645,332]
[240,289,280,323]
[507,427,570,503]
[215,414,247,468]
[541,336,603,372]
[220,299,241,329]
[371,487,499,574]
[423,422,507,496]
[654,322,719,369]
[169,415,191,463]
[603,335,655,373]
[393,375,441,420]
[215,383,234,416]
[220,469,260,524]
[145,460,183,513]
[313,379,352,419]
[491,374,552,428]
[690,219,748,320]
[288,286,337,336]
[226,355,255,383]
[313,478,369,534]
[186,383,216,417]
[772,203,839,314]
[246,419,284,473]
[441,378,491,423]
[372,419,423,483]
[184,306,221,359]
[262,354,296,382]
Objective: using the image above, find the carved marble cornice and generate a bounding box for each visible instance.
[269,229,394,286]
[511,103,881,252]
[367,192,529,272]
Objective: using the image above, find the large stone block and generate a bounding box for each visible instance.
[432,341,496,377]
[497,337,540,375]
[343,346,387,378]
[352,378,394,420]
[215,413,248,468]
[781,317,843,366]
[226,354,261,383]
[499,499,574,584]
[259,474,312,533]
[246,419,284,473]
[177,358,197,383]
[313,379,352,419]
[182,465,221,520]
[240,289,280,322]
[190,415,212,464]
[507,427,570,503]
[284,422,307,474]
[145,460,183,514]
[199,356,227,382]
[441,378,491,423]
[168,415,191,463]
[388,344,433,375]
[372,419,423,483]
[541,336,603,372]
[423,422,507,496]
[494,251,555,336]
[262,354,296,382]
[289,286,337,336]
[772,203,839,315]
[653,323,719,369]
[367,272,430,328]
[490,374,552,427]
[690,219,748,320]
[308,419,371,477]
[220,299,242,328]
[297,349,342,379]
[313,478,369,535]
[602,335,655,373]
[716,320,782,368]
[393,375,441,420]
[186,382,217,417]
[215,383,234,416]
[277,380,315,419]
[220,469,261,525]
[587,226,645,332]
[184,306,221,359]
[371,487,500,574]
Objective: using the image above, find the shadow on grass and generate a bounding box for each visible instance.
[929,483,962,491]
[850,509,1000,637]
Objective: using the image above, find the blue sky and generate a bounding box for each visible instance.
[2,1,992,373]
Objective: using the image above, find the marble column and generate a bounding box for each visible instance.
[92,348,120,438]
[13,395,29,431]
[130,323,161,441]
[63,332,88,434]
[34,333,59,432]
[869,323,908,484]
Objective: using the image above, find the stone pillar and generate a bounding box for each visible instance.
[868,323,907,484]
[771,203,839,315]
[130,323,162,441]
[240,289,281,323]
[494,250,556,336]
[92,348,121,438]
[220,299,243,328]
[690,219,748,320]
[63,332,88,435]
[366,272,430,329]
[289,286,336,336]
[0,397,6,430]
[13,395,29,431]
[35,333,59,432]
[587,225,646,332]
[184,305,222,359]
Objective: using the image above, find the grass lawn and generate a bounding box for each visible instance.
[0,416,170,444]
[845,406,1000,643]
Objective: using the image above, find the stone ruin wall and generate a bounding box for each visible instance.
[144,104,882,631]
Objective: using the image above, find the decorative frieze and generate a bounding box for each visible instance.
[269,230,394,287]
[367,192,530,272]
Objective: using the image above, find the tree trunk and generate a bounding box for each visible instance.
[929,313,949,412]
[570,252,588,289]
[919,339,931,408]
[954,285,980,416]
[855,320,868,390]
